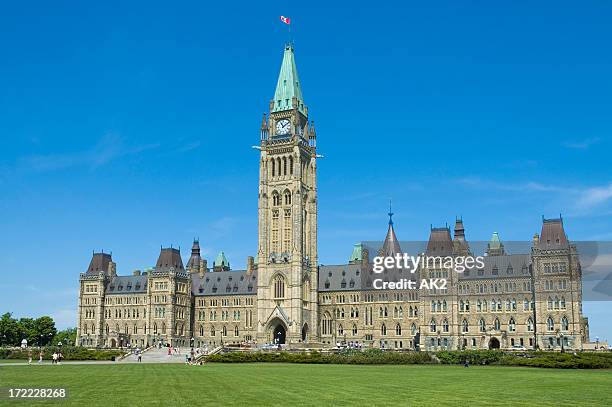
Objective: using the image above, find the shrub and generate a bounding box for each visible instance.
[436,350,504,365]
[206,350,435,365]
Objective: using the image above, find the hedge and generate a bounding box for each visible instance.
[1,347,124,361]
[206,349,612,369]
[206,349,434,365]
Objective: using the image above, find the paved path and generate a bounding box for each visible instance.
[119,347,187,363]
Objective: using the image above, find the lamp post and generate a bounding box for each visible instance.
[595,336,599,351]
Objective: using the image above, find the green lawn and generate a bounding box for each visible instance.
[0,363,611,406]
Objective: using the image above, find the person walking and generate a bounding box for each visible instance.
[137,349,142,363]
[52,352,57,365]
[38,350,43,364]
[28,349,32,365]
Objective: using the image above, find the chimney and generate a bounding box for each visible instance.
[533,233,540,245]
[199,259,208,278]
[133,270,141,276]
[362,248,369,266]
[246,256,255,274]
[108,261,117,277]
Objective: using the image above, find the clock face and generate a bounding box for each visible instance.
[276,119,291,135]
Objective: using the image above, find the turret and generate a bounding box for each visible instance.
[486,232,505,256]
[213,251,230,272]
[186,239,202,273]
[260,113,269,141]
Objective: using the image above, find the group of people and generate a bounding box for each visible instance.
[26,349,62,365]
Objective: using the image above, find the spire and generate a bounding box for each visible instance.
[186,239,202,271]
[272,43,305,114]
[381,204,401,257]
[453,217,470,255]
[454,217,465,241]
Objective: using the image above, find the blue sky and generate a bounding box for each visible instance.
[1,1,611,340]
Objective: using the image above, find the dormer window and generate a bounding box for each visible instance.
[324,279,330,289]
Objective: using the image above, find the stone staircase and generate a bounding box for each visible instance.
[118,346,186,363]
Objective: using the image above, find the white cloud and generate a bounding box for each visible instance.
[456,177,612,215]
[562,137,601,150]
[18,133,160,172]
[577,183,612,209]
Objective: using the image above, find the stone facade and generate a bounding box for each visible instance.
[76,43,589,351]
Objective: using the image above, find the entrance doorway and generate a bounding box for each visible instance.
[489,337,500,349]
[274,324,286,344]
[111,339,117,348]
[301,324,308,342]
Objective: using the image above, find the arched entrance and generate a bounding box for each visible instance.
[302,323,308,342]
[274,324,286,345]
[489,337,500,349]
[110,338,117,348]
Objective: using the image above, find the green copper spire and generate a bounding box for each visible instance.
[214,251,229,268]
[349,243,363,263]
[272,43,305,114]
[489,232,501,249]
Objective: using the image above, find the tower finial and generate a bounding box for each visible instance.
[388,199,394,225]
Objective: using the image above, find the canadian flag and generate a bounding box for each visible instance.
[280,15,291,25]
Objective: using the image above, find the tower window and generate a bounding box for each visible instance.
[274,275,285,299]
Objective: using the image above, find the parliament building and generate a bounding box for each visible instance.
[77,44,589,351]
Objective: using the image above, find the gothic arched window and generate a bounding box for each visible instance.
[562,316,569,331]
[527,317,534,332]
[395,323,402,335]
[274,275,285,299]
[508,317,516,332]
[547,316,554,331]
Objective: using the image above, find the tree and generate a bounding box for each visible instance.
[54,328,77,347]
[34,317,57,346]
[1,313,58,347]
[0,313,19,346]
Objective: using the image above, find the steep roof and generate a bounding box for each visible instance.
[426,227,453,256]
[155,247,184,271]
[86,252,112,275]
[272,43,305,114]
[459,254,531,280]
[318,264,364,292]
[538,217,569,249]
[191,270,257,296]
[105,275,148,294]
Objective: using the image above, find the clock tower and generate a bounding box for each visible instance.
[256,43,319,345]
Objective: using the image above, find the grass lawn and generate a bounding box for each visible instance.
[0,363,611,406]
